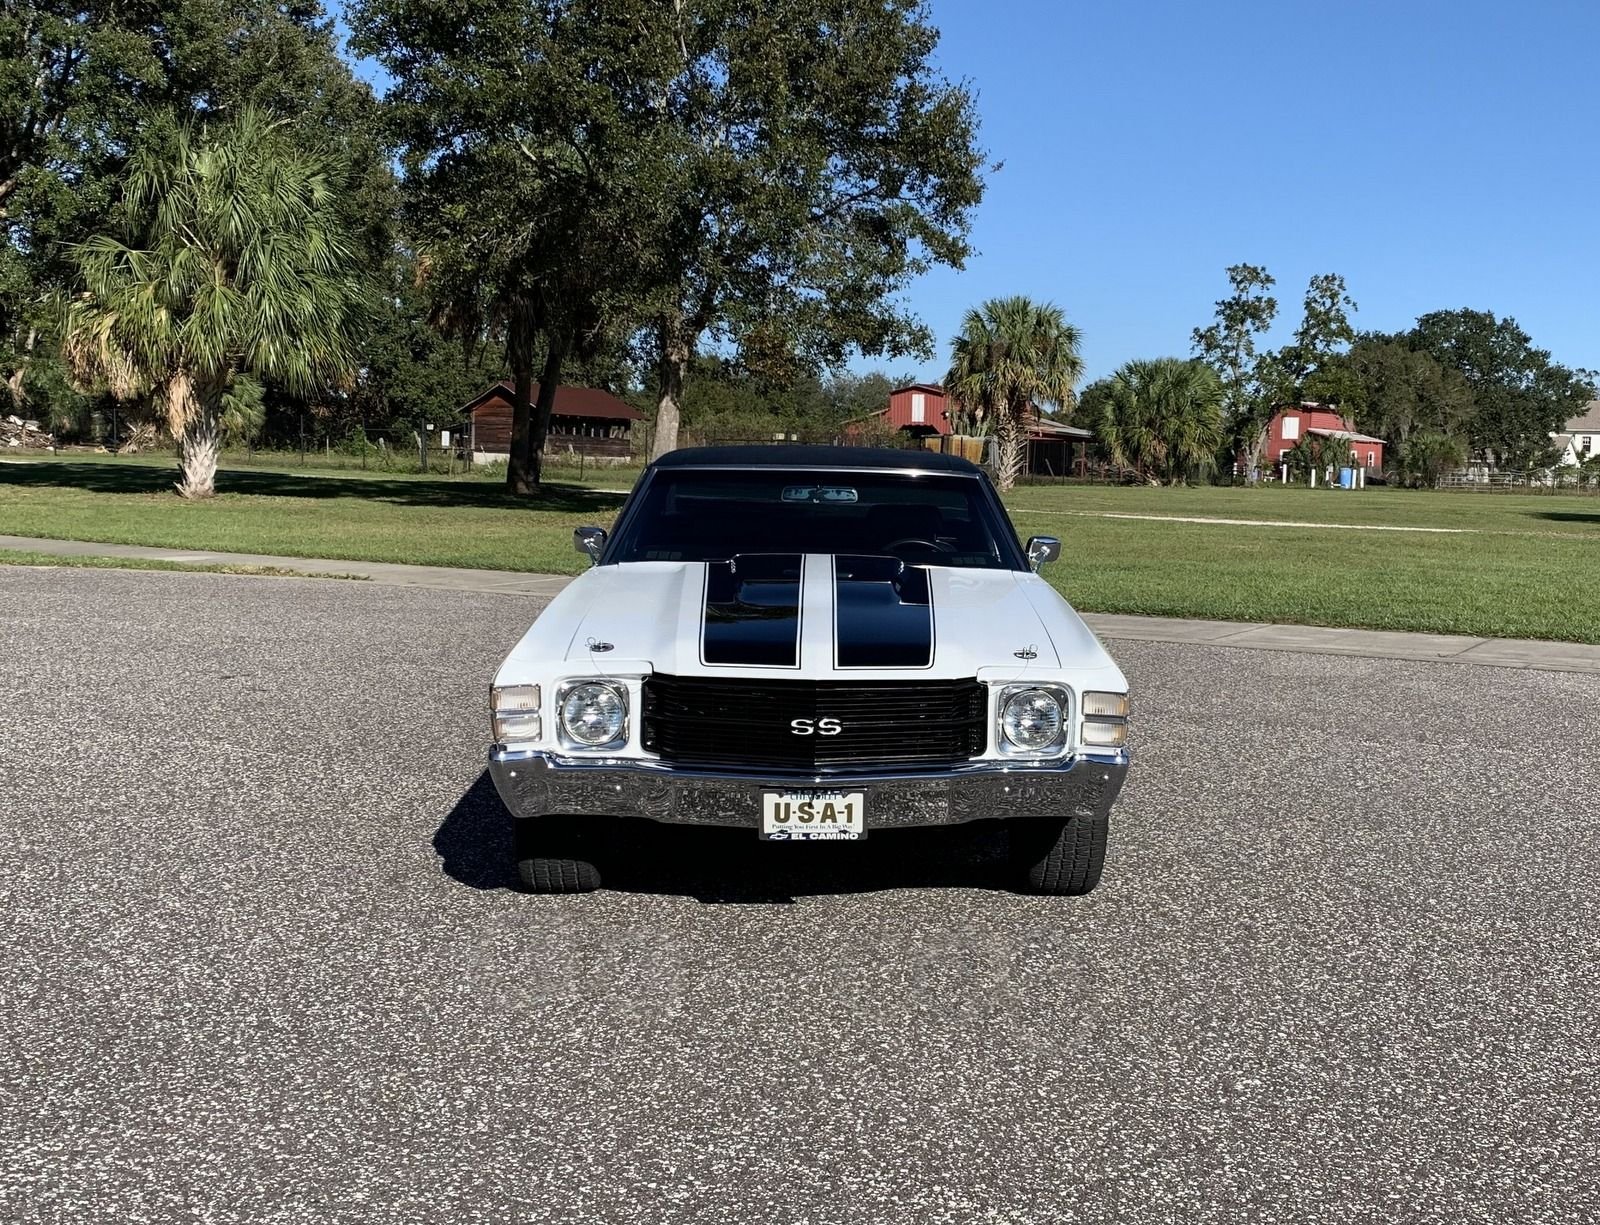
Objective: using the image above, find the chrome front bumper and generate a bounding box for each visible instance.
[487,749,1129,829]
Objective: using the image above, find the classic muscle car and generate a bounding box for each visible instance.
[489,446,1129,894]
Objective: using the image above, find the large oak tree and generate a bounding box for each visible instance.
[633,0,985,459]
[353,0,985,488]
[1405,309,1594,468]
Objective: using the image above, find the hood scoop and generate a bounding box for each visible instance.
[702,553,804,667]
[831,554,933,669]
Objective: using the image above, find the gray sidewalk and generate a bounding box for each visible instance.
[0,533,572,597]
[6,533,1600,674]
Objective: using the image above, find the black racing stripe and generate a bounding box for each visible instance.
[833,555,934,669]
[702,554,804,667]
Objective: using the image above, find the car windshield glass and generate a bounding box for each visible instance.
[610,468,1021,568]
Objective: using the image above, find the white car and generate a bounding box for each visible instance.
[489,446,1130,894]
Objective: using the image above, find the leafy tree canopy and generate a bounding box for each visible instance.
[2,0,389,434]
[354,0,986,485]
[1333,337,1474,445]
[1191,264,1276,441]
[351,0,688,489]
[1266,272,1357,404]
[1404,308,1594,468]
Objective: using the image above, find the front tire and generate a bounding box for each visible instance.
[1009,813,1107,896]
[513,817,602,893]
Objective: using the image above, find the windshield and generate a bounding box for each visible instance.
[609,468,1024,569]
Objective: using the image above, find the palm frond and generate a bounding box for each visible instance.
[63,104,373,426]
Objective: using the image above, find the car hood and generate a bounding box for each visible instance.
[507,556,1119,681]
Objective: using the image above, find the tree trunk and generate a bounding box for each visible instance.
[506,311,537,496]
[992,404,1025,492]
[1247,419,1271,475]
[163,371,219,499]
[650,321,690,461]
[177,416,220,499]
[529,339,566,488]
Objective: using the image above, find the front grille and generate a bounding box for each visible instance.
[641,674,987,770]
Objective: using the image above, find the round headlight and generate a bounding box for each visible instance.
[1001,688,1064,751]
[560,682,626,746]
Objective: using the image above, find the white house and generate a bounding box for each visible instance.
[1554,401,1600,465]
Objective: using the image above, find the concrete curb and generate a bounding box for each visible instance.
[5,534,1599,675]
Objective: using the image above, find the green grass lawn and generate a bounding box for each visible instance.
[0,457,629,574]
[5,454,1600,641]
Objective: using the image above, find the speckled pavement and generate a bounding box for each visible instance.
[3,567,1597,1224]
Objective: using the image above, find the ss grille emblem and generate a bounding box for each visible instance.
[790,717,843,736]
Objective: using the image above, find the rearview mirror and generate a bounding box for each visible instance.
[1025,535,1061,571]
[573,526,608,566]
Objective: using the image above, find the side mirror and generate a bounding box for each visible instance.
[573,526,608,566]
[1025,535,1061,571]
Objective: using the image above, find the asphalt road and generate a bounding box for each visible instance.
[3,567,1598,1225]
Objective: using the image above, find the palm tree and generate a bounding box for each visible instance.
[1318,430,1354,480]
[1285,432,1318,483]
[64,109,366,498]
[1096,358,1224,485]
[945,296,1084,492]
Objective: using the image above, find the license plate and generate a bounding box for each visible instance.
[761,790,865,840]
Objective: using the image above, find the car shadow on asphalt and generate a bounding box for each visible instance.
[434,771,1017,902]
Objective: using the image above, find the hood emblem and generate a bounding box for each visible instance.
[586,639,615,653]
[1013,646,1038,660]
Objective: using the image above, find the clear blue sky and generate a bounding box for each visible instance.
[339,0,1600,387]
[903,0,1600,385]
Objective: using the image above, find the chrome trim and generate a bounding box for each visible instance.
[487,747,1128,829]
[554,679,630,753]
[993,683,1072,758]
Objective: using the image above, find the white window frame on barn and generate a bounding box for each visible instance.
[910,393,926,424]
[1282,416,1300,441]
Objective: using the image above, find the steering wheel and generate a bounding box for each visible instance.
[882,537,955,556]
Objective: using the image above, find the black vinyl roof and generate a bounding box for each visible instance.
[650,445,982,474]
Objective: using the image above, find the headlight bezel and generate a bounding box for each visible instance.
[994,683,1072,758]
[491,683,542,745]
[556,679,630,751]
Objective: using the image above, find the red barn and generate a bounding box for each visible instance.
[463,381,642,461]
[882,383,954,437]
[1264,403,1385,471]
